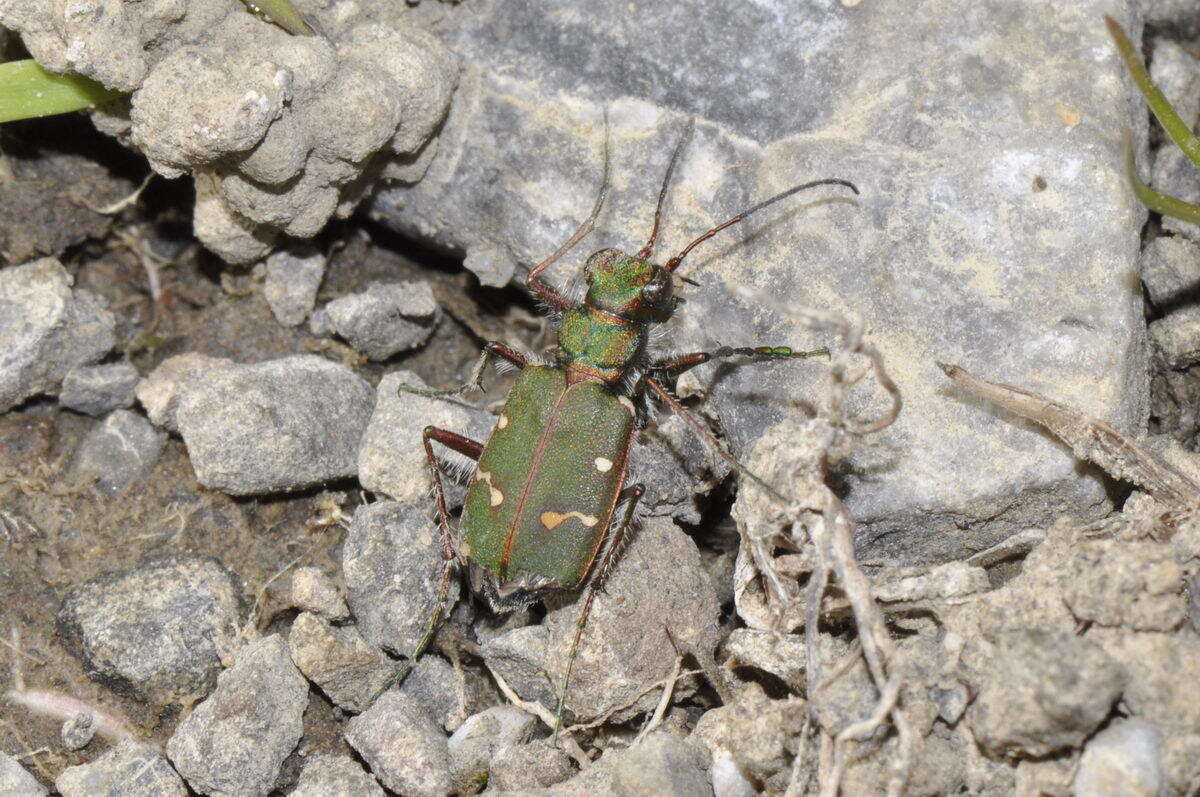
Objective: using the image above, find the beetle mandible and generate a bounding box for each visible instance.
[374,118,858,728]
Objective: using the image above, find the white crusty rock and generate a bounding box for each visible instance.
[0,2,457,263]
[263,249,326,327]
[56,740,186,797]
[0,257,115,412]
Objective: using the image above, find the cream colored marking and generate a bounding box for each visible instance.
[476,469,504,507]
[618,396,636,415]
[594,457,613,472]
[497,413,509,429]
[540,510,599,531]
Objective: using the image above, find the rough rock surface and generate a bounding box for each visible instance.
[290,754,385,797]
[59,362,140,416]
[357,370,493,504]
[69,409,166,496]
[289,567,349,620]
[0,750,46,797]
[0,257,116,412]
[263,249,326,327]
[541,732,712,796]
[344,690,452,797]
[342,499,460,656]
[1075,721,1164,797]
[166,634,308,797]
[0,2,458,262]
[57,554,243,704]
[483,518,719,722]
[965,628,1127,759]
[173,354,374,495]
[487,740,575,792]
[447,706,536,788]
[287,611,391,713]
[324,280,440,360]
[1139,234,1200,309]
[55,740,186,797]
[136,353,234,432]
[372,0,1148,566]
[692,685,806,786]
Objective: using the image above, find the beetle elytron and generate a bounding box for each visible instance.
[375,120,857,727]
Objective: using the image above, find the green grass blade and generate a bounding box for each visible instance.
[0,60,123,124]
[242,0,316,36]
[1105,15,1200,170]
[1124,131,1200,226]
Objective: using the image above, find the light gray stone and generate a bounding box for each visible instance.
[371,0,1149,566]
[1150,306,1200,369]
[70,410,167,496]
[55,739,185,797]
[545,732,711,796]
[174,354,374,495]
[692,685,805,786]
[59,362,139,416]
[1139,234,1200,309]
[447,706,537,788]
[289,567,349,620]
[167,635,308,797]
[487,740,574,792]
[356,370,493,504]
[344,690,451,797]
[136,353,234,432]
[1075,721,1164,797]
[483,518,718,723]
[263,249,325,327]
[59,712,95,751]
[287,611,391,713]
[0,750,46,797]
[342,500,461,656]
[324,281,440,360]
[289,754,384,797]
[0,257,116,412]
[57,554,243,704]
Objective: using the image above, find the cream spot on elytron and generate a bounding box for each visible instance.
[497,413,509,429]
[476,469,504,506]
[540,510,599,530]
[594,457,613,472]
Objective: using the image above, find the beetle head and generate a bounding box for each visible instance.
[583,248,676,322]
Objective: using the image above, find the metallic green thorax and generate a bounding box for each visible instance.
[462,366,634,598]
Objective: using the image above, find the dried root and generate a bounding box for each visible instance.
[727,291,911,796]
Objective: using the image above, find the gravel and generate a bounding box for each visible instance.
[58,362,140,417]
[344,690,452,797]
[1075,721,1164,797]
[263,248,326,327]
[166,635,308,797]
[324,280,441,360]
[0,257,116,412]
[0,750,46,797]
[69,409,166,496]
[57,554,243,704]
[173,354,374,495]
[287,611,391,713]
[55,740,185,797]
[289,754,385,797]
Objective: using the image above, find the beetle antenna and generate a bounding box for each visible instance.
[665,177,859,273]
[637,118,695,260]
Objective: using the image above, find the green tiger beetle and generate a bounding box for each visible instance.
[373,121,858,732]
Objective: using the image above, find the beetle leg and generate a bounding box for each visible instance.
[553,482,645,739]
[368,426,484,707]
[397,341,529,398]
[650,344,829,381]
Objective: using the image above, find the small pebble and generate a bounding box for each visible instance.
[59,712,95,751]
[59,362,139,416]
[324,280,440,360]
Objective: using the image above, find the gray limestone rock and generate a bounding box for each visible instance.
[263,249,326,327]
[324,281,440,360]
[342,499,461,656]
[59,712,95,751]
[289,754,384,797]
[630,413,730,524]
[371,0,1149,567]
[483,518,718,723]
[289,567,349,620]
[0,257,116,412]
[0,750,46,797]
[167,635,308,797]
[59,362,140,416]
[173,355,374,495]
[487,740,574,792]
[1150,306,1200,369]
[70,410,167,496]
[1139,235,1200,309]
[357,370,493,504]
[692,685,805,786]
[136,353,234,432]
[287,611,391,713]
[1063,540,1186,631]
[447,706,537,789]
[55,740,185,797]
[545,732,712,796]
[57,554,243,704]
[721,629,806,693]
[966,628,1127,760]
[1075,721,1164,797]
[344,690,452,797]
